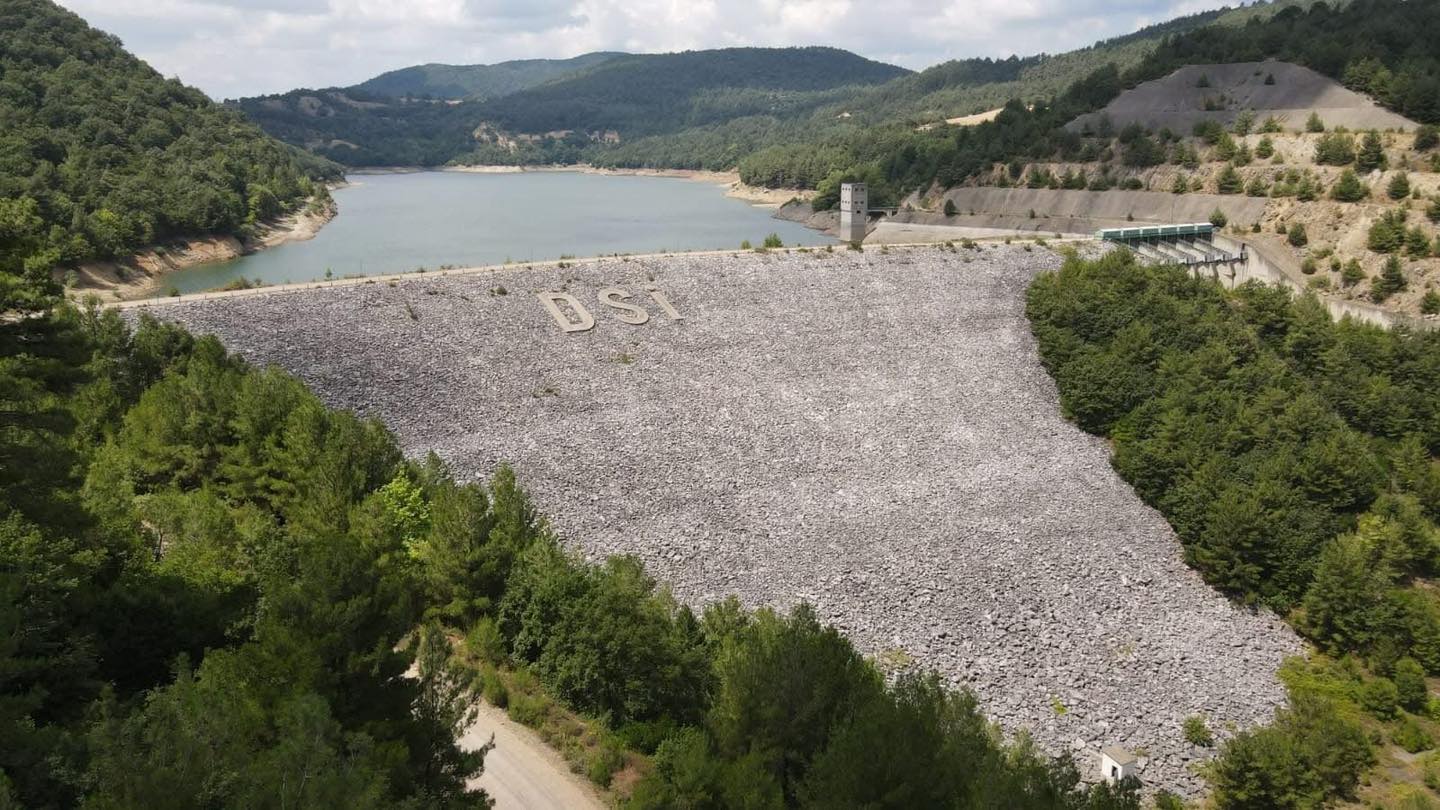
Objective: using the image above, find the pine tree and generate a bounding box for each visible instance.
[1256,136,1275,159]
[1406,227,1432,257]
[1388,172,1411,200]
[1421,290,1440,315]
[1358,131,1388,173]
[1331,169,1368,202]
[1307,112,1326,133]
[1372,254,1407,302]
[1217,163,1244,194]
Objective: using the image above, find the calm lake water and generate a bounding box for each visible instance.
[164,171,832,294]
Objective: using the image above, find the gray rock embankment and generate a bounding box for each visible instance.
[130,245,1304,797]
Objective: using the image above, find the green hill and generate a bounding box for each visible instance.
[350,52,624,100]
[470,47,909,136]
[0,0,339,309]
[236,47,908,167]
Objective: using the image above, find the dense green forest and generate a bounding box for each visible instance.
[469,47,907,137]
[1028,249,1440,807]
[351,52,623,101]
[0,0,341,271]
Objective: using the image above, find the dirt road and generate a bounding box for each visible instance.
[462,701,606,810]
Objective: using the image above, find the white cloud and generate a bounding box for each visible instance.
[53,0,1234,99]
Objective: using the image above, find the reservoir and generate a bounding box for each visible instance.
[163,171,832,293]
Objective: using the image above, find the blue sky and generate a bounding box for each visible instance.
[55,0,1234,100]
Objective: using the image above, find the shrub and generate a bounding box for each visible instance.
[739,239,751,249]
[1425,751,1440,791]
[585,739,625,787]
[1397,657,1430,712]
[1301,257,1318,275]
[943,198,957,216]
[1209,207,1228,228]
[1417,125,1440,151]
[1421,290,1440,315]
[1341,258,1366,287]
[1307,112,1325,132]
[1184,715,1214,746]
[1361,677,1400,719]
[466,616,507,663]
[507,691,549,727]
[1287,223,1308,247]
[1394,716,1435,753]
[1256,136,1275,159]
[478,664,509,708]
[761,233,783,249]
[1154,791,1185,810]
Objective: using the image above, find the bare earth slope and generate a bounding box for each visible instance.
[128,247,1302,796]
[1070,61,1417,133]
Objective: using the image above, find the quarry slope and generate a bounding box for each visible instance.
[128,246,1303,796]
[1070,61,1417,133]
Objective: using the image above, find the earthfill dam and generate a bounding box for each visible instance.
[126,245,1303,796]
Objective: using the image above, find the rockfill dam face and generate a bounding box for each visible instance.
[128,245,1303,796]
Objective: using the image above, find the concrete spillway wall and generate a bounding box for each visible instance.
[896,187,1270,235]
[1207,234,1433,330]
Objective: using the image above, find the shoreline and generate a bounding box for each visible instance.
[371,162,810,207]
[65,193,339,301]
[73,167,809,301]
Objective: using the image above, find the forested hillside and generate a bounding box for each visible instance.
[0,0,340,278]
[470,47,907,137]
[351,52,623,100]
[1029,250,1440,807]
[735,0,1440,207]
[237,47,908,167]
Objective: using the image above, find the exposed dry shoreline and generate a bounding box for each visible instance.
[440,163,808,206]
[65,193,339,301]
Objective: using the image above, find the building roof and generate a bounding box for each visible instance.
[1101,745,1137,765]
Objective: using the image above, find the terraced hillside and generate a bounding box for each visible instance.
[126,246,1304,796]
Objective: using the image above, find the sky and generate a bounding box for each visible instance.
[55,0,1233,100]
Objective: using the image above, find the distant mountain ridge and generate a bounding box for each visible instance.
[350,52,625,100]
[235,46,910,167]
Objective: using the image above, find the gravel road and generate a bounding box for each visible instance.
[461,701,605,810]
[130,245,1304,796]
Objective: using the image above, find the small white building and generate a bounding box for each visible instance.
[839,182,867,244]
[1100,746,1138,783]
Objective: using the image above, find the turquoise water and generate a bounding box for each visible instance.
[162,171,832,294]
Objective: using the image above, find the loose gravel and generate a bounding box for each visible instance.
[130,245,1304,796]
